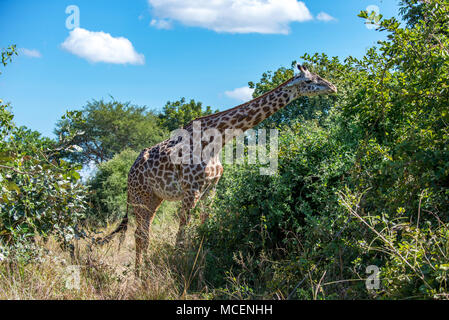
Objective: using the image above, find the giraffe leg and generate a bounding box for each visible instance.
[176,191,201,247]
[133,192,163,276]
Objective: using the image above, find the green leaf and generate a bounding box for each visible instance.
[4,180,20,194]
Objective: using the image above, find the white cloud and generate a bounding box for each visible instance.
[225,86,255,102]
[316,12,337,22]
[20,48,42,58]
[61,28,145,65]
[150,19,172,30]
[148,0,313,34]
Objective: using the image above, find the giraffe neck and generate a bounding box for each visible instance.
[180,78,298,155]
[189,79,296,135]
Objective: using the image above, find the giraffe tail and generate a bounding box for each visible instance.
[95,191,129,246]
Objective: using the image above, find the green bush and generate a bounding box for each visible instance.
[87,149,139,225]
[198,117,358,298]
[196,0,449,299]
[0,105,88,260]
[0,48,88,261]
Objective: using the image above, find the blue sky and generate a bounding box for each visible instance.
[0,0,399,138]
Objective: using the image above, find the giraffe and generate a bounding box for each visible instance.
[99,64,337,273]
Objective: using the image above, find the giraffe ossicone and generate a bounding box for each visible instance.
[98,64,337,274]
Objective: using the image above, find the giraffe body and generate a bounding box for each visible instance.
[128,140,223,203]
[127,137,223,269]
[101,64,337,273]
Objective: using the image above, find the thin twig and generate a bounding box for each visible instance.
[0,164,35,175]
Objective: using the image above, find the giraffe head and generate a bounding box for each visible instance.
[286,64,337,96]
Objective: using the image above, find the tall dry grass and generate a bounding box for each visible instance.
[0,203,211,300]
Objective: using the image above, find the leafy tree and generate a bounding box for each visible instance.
[159,97,215,131]
[55,99,167,165]
[1,49,88,257]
